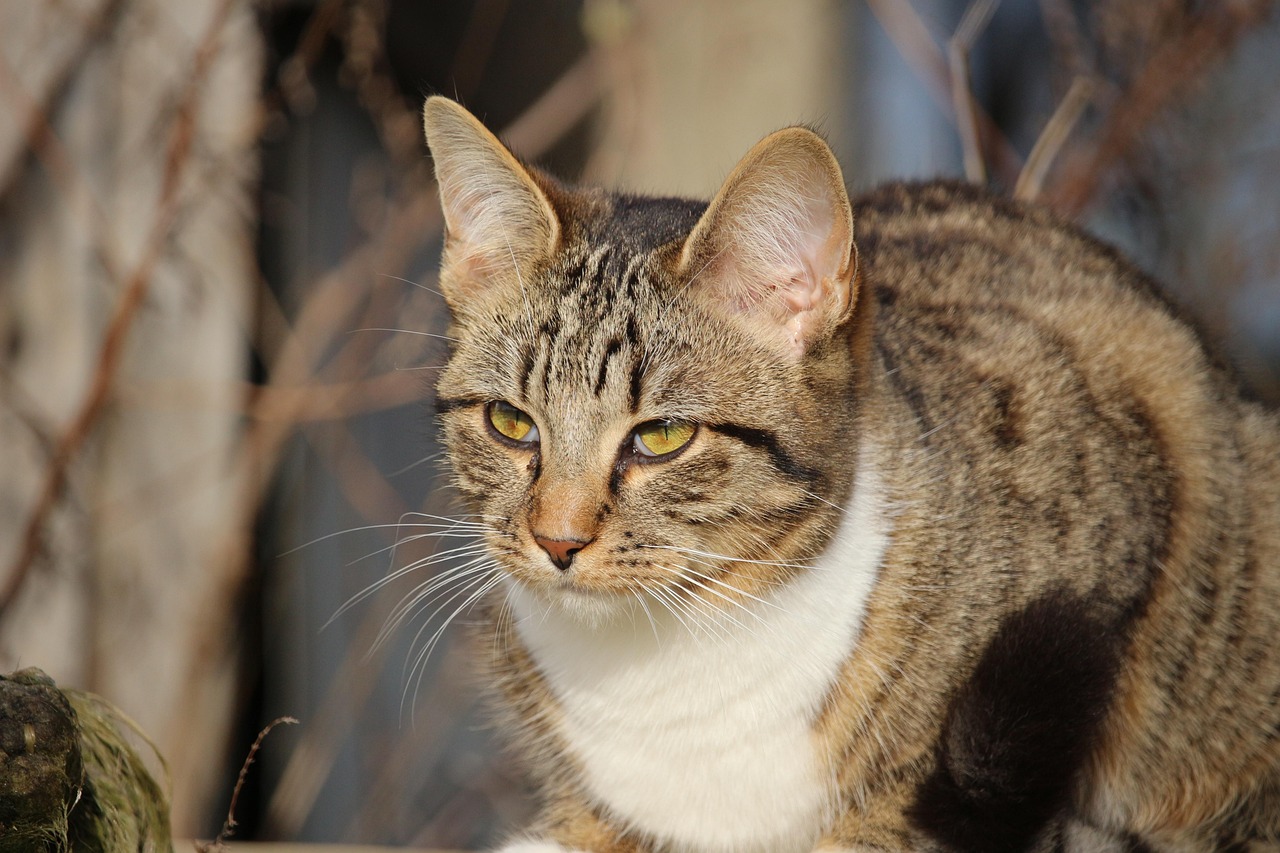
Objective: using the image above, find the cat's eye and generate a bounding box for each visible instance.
[487,400,539,445]
[633,420,696,458]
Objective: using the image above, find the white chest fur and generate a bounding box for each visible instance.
[510,463,889,853]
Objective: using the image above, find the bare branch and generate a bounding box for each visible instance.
[1015,75,1094,201]
[949,0,1001,184]
[0,0,240,619]
[1045,2,1274,215]
[865,0,1023,186]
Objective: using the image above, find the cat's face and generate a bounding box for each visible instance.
[424,98,861,624]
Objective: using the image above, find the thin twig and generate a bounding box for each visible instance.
[1037,0,1091,82]
[1045,2,1274,215]
[197,716,299,852]
[0,0,126,195]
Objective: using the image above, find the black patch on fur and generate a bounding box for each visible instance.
[518,342,537,399]
[705,423,819,484]
[989,380,1022,448]
[608,459,625,496]
[605,193,706,252]
[910,589,1125,853]
[1122,836,1158,853]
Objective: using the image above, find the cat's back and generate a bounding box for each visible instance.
[852,181,1280,842]
[851,179,1266,495]
[855,180,1204,372]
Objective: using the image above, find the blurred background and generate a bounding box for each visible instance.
[1,0,1277,848]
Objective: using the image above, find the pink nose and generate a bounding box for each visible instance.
[534,535,590,570]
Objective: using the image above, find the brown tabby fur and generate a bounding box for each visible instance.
[421,96,1280,853]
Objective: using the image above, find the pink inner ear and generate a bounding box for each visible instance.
[781,272,819,313]
[680,129,855,360]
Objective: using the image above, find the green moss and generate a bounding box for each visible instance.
[0,669,172,853]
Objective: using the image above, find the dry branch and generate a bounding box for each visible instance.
[865,0,1023,186]
[1044,1,1276,214]
[0,0,240,619]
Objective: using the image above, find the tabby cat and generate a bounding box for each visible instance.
[420,96,1280,853]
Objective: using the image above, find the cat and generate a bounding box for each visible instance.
[419,95,1280,853]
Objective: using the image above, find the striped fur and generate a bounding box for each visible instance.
[422,98,1280,853]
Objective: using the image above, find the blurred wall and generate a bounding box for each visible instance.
[0,0,261,834]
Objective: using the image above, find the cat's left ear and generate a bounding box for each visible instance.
[423,96,560,310]
[678,127,857,358]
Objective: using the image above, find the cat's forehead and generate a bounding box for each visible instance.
[561,189,707,254]
[523,241,681,411]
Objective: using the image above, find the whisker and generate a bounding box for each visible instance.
[377,272,444,297]
[645,584,700,641]
[404,571,505,725]
[676,553,789,590]
[391,564,499,665]
[630,588,662,647]
[373,558,497,650]
[642,544,818,571]
[655,564,759,633]
[280,518,491,557]
[350,327,461,343]
[681,565,782,612]
[500,227,536,335]
[802,489,844,510]
[651,579,735,642]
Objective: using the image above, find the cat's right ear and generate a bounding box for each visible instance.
[678,127,857,359]
[423,97,560,310]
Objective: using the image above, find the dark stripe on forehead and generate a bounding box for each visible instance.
[628,352,644,414]
[706,423,820,484]
[518,341,537,399]
[594,337,624,397]
[555,252,590,294]
[435,394,485,416]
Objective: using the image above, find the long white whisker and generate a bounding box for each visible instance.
[350,327,461,343]
[631,588,662,647]
[404,571,505,725]
[377,272,443,297]
[655,565,756,633]
[326,543,493,629]
[802,488,844,510]
[500,228,536,335]
[681,565,782,612]
[281,518,492,556]
[646,584,699,641]
[653,579,734,642]
[641,543,817,570]
[374,558,497,650]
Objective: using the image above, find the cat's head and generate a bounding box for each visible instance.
[423,97,864,625]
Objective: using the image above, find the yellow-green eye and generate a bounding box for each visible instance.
[487,401,539,444]
[633,420,696,458]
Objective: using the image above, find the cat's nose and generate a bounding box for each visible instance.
[534,535,591,571]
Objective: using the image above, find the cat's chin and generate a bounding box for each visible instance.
[509,578,636,629]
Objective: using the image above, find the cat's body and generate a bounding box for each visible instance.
[421,97,1280,853]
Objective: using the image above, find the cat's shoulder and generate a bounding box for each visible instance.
[851,179,1129,274]
[850,180,1199,340]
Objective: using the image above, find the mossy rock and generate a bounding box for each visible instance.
[0,668,172,853]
